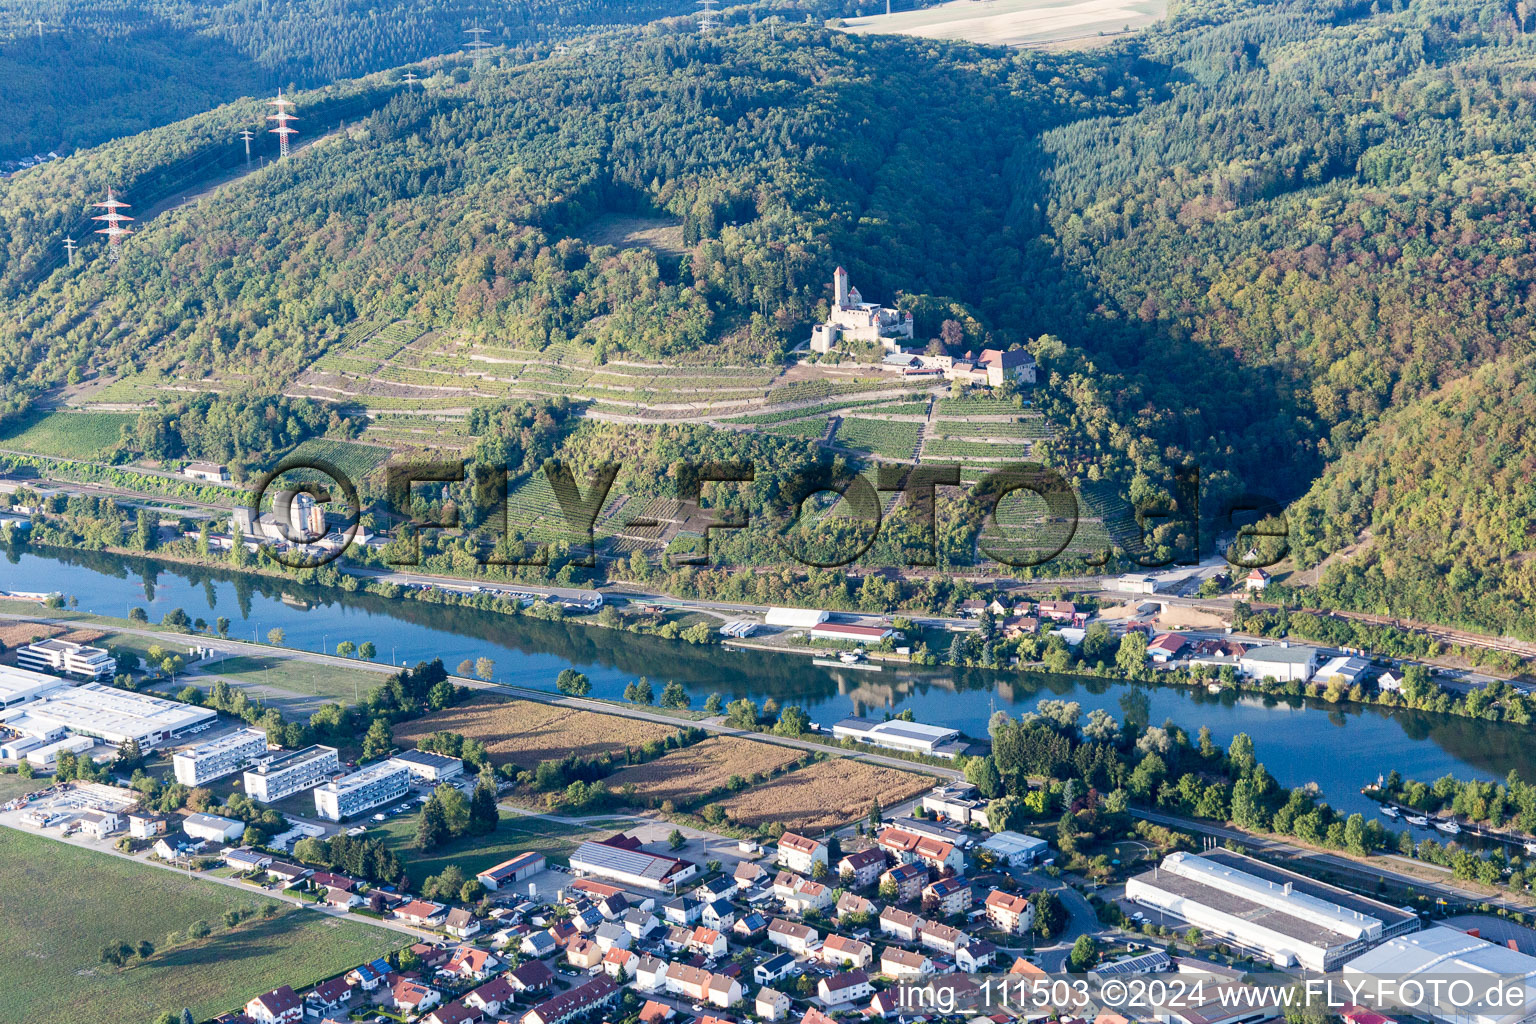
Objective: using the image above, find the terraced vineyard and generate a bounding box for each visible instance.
[834,417,922,459]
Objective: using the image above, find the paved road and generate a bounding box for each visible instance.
[1012,866,1101,971]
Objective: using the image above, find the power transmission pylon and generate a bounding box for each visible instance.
[465,25,492,69]
[403,70,419,90]
[696,0,720,33]
[239,128,254,164]
[268,88,298,159]
[91,189,132,264]
[63,236,76,265]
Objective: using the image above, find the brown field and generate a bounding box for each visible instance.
[394,696,676,767]
[604,737,808,806]
[0,622,104,649]
[719,758,934,833]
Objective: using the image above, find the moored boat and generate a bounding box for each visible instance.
[1406,814,1429,826]
[1381,805,1400,818]
[1434,819,1462,835]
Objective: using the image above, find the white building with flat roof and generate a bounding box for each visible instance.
[1344,926,1536,1024]
[0,683,215,749]
[26,734,95,767]
[16,638,115,679]
[764,607,829,628]
[1125,852,1395,970]
[243,745,340,802]
[184,812,246,843]
[1238,645,1321,684]
[978,831,1049,866]
[0,665,68,708]
[387,749,464,783]
[313,761,411,821]
[174,728,269,786]
[831,717,964,758]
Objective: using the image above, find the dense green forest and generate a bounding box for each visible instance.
[6,0,1536,623]
[0,0,700,160]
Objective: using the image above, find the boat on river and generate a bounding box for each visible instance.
[1434,819,1462,835]
[1406,814,1429,826]
[1381,805,1400,818]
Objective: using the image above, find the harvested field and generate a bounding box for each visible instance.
[394,696,677,768]
[719,758,933,833]
[1156,605,1229,630]
[0,622,105,649]
[843,0,1165,48]
[604,737,809,806]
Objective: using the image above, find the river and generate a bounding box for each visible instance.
[3,544,1530,823]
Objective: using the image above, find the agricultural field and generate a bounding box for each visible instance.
[931,418,1050,439]
[936,395,1035,417]
[0,773,45,803]
[718,758,932,832]
[602,737,810,807]
[0,829,400,1024]
[394,696,677,768]
[0,409,134,460]
[376,810,623,887]
[842,0,1165,48]
[835,417,922,459]
[761,418,829,441]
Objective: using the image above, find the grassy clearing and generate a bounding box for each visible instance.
[718,758,933,833]
[376,810,623,887]
[204,653,388,704]
[0,409,134,460]
[394,696,678,769]
[0,828,400,1024]
[0,773,45,802]
[842,0,1166,47]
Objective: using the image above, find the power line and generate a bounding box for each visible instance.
[91,188,132,264]
[267,88,298,159]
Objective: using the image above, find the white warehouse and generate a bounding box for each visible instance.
[0,683,216,750]
[174,728,270,786]
[0,665,68,709]
[313,761,411,821]
[1125,851,1415,970]
[831,717,964,758]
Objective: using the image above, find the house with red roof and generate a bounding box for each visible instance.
[244,986,302,1024]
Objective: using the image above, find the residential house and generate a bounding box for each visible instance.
[223,847,272,873]
[733,912,767,939]
[633,955,669,993]
[837,848,887,889]
[602,946,635,979]
[638,1001,674,1024]
[701,897,736,930]
[984,889,1035,935]
[1378,670,1404,693]
[836,891,877,923]
[594,921,631,951]
[1037,600,1078,622]
[688,925,728,958]
[754,952,799,985]
[128,812,168,839]
[756,987,792,1022]
[346,957,395,992]
[264,861,312,887]
[767,918,820,955]
[308,871,357,892]
[623,907,660,939]
[922,876,972,917]
[245,986,303,1024]
[445,946,500,981]
[571,903,604,932]
[566,937,603,970]
[876,828,964,875]
[821,933,874,969]
[663,963,741,1009]
[423,1002,483,1024]
[956,940,998,972]
[1147,633,1188,664]
[918,920,968,956]
[881,947,934,978]
[389,978,443,1016]
[445,908,481,940]
[868,991,902,1018]
[777,832,828,875]
[504,960,555,993]
[322,886,361,910]
[520,977,619,1024]
[663,896,702,926]
[395,900,448,927]
[775,871,832,913]
[1244,568,1271,591]
[520,930,556,958]
[803,1010,837,1024]
[733,861,769,889]
[880,862,929,904]
[819,971,874,1006]
[664,925,692,953]
[879,907,921,942]
[305,978,356,1018]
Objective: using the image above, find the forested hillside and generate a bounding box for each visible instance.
[0,0,698,160]
[6,0,1536,621]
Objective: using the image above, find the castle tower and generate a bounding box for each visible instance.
[834,265,849,308]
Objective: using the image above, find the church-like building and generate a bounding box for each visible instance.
[810,266,914,353]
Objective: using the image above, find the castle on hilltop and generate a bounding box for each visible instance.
[810,266,914,354]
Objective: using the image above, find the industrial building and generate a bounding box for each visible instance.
[1125,852,1417,970]
[183,812,246,843]
[16,638,115,679]
[173,728,270,786]
[0,683,216,750]
[25,734,95,767]
[808,623,896,644]
[569,834,698,891]
[387,748,465,783]
[1343,926,1536,1024]
[243,745,340,802]
[764,607,829,628]
[831,717,965,758]
[978,831,1050,866]
[313,761,411,821]
[0,665,68,708]
[1238,645,1321,683]
[477,852,547,891]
